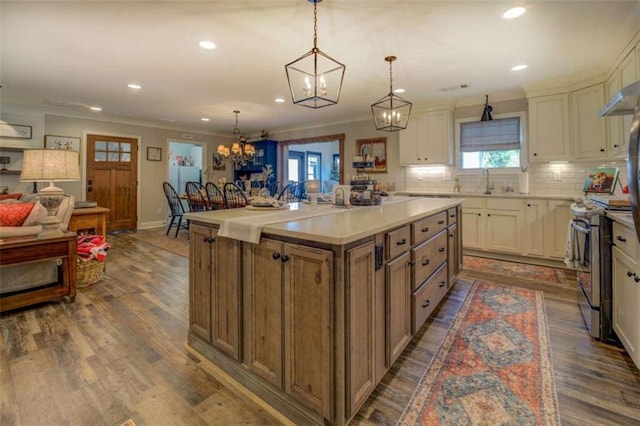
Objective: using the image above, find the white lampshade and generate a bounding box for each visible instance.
[20,149,80,183]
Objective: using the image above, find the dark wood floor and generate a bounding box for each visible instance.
[1,232,639,425]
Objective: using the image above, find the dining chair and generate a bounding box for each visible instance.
[162,181,189,237]
[277,182,303,202]
[267,181,282,197]
[205,182,226,210]
[186,181,210,212]
[223,182,249,209]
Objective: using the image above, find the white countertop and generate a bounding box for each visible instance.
[607,211,636,229]
[185,196,463,245]
[398,190,578,201]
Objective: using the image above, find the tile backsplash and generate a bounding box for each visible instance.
[404,160,630,197]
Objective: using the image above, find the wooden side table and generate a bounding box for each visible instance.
[69,207,110,237]
[0,232,77,313]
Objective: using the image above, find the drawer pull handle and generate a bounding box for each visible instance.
[272,252,281,260]
[616,235,627,243]
[421,259,430,266]
[408,261,415,266]
[421,227,429,233]
[422,299,431,308]
[438,247,445,253]
[439,281,446,288]
[438,220,444,225]
[396,238,407,246]
[449,214,455,218]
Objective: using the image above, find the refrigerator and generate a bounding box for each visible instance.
[169,165,201,193]
[600,79,640,244]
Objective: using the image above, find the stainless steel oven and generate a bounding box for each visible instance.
[570,202,617,343]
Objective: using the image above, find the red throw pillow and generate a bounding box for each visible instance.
[0,193,22,201]
[0,202,35,226]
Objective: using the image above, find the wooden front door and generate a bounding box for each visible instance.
[86,134,137,232]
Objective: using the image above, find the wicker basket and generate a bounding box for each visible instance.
[77,257,106,288]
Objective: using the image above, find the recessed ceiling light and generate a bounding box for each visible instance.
[127,83,142,90]
[274,97,285,103]
[201,117,210,122]
[511,64,528,71]
[90,106,102,111]
[394,88,406,94]
[199,40,216,50]
[503,7,526,19]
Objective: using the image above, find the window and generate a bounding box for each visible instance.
[307,152,321,180]
[459,116,522,169]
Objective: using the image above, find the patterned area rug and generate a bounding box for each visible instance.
[463,256,569,286]
[128,228,189,257]
[398,281,560,425]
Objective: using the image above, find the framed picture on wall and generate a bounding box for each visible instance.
[147,146,162,161]
[45,135,81,152]
[356,137,387,173]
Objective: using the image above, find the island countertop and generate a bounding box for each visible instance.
[185,196,464,245]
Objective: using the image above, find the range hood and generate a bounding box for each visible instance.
[599,79,640,117]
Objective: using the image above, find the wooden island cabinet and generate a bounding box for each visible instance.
[185,198,463,425]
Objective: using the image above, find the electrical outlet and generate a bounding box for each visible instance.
[443,172,452,181]
[553,170,561,181]
[417,173,424,181]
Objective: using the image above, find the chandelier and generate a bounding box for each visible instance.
[216,110,255,169]
[371,56,412,132]
[285,0,345,108]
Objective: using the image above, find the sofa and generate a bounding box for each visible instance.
[0,193,75,239]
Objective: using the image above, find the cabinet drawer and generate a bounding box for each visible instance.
[613,222,638,260]
[412,263,448,334]
[411,211,447,245]
[386,225,411,260]
[447,207,457,226]
[487,198,521,211]
[70,215,100,234]
[411,230,447,290]
[462,198,484,209]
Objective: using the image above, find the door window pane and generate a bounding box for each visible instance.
[95,152,107,162]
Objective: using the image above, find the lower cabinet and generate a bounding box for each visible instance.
[385,251,412,367]
[244,238,333,419]
[189,224,241,359]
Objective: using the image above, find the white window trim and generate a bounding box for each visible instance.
[455,111,527,176]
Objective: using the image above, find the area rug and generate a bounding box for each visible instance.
[398,281,560,425]
[128,228,189,258]
[463,256,569,286]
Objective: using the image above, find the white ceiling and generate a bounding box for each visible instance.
[2,1,639,137]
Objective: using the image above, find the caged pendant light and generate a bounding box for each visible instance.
[285,0,346,109]
[371,56,412,132]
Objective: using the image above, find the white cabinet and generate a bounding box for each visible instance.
[523,199,546,257]
[528,94,571,162]
[462,196,571,261]
[399,108,453,165]
[612,220,640,369]
[605,72,627,157]
[571,84,608,160]
[461,197,522,254]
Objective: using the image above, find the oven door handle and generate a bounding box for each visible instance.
[571,220,591,235]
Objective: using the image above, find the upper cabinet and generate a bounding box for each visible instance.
[528,94,571,162]
[399,108,453,166]
[605,72,627,157]
[571,83,608,160]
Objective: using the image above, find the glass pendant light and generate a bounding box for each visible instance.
[371,55,412,132]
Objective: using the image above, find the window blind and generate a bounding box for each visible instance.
[460,117,521,152]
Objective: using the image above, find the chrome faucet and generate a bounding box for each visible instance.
[482,167,492,194]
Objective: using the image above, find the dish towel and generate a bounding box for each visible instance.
[564,220,588,269]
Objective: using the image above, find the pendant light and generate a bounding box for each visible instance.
[371,56,412,132]
[481,95,493,121]
[285,0,346,109]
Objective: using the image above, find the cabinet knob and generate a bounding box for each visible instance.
[627,271,636,278]
[600,148,605,152]
[408,261,415,266]
[422,299,431,308]
[421,259,430,266]
[533,153,537,156]
[616,235,627,243]
[203,236,214,243]
[487,213,492,217]
[614,144,619,148]
[635,276,640,283]
[281,254,290,263]
[272,252,281,260]
[438,220,444,225]
[477,213,481,216]
[527,203,531,207]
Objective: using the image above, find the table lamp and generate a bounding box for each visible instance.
[20,149,80,239]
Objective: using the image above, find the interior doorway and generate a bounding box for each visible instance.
[85,133,138,232]
[168,141,204,194]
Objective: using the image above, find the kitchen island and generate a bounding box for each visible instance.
[184,197,463,425]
